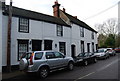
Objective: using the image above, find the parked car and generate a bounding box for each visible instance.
[19,51,74,78]
[94,48,110,59]
[114,47,120,53]
[74,52,97,66]
[106,48,116,56]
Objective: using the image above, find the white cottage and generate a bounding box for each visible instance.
[1,1,97,71]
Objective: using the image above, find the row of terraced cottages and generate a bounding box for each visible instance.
[0,1,98,71]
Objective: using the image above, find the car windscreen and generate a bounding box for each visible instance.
[78,53,85,57]
[96,49,105,53]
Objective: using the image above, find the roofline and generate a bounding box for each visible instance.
[3,5,71,27]
[62,11,98,33]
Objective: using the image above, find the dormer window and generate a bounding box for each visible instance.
[57,25,63,36]
[19,18,29,33]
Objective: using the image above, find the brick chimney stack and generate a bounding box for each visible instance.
[74,16,77,19]
[52,0,60,17]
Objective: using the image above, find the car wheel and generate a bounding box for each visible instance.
[38,67,49,79]
[84,60,88,66]
[114,54,116,56]
[94,58,97,63]
[107,55,110,58]
[68,62,74,71]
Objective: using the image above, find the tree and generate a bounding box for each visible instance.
[95,18,118,35]
[97,34,107,48]
[104,34,115,48]
[95,18,118,48]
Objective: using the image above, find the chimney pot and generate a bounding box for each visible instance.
[55,1,58,4]
[63,8,65,12]
[74,16,77,19]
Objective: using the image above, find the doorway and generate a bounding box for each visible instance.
[71,45,76,58]
[87,43,90,52]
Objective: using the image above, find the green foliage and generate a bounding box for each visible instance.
[98,34,116,48]
[104,34,115,48]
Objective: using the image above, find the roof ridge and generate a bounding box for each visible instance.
[61,10,97,33]
[6,5,58,18]
[4,5,71,27]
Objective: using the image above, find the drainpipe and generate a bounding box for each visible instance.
[7,0,12,72]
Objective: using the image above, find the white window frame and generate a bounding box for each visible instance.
[19,18,29,33]
[57,25,63,36]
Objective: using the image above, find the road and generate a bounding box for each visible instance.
[3,54,120,81]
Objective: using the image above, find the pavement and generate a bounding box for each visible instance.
[2,70,24,80]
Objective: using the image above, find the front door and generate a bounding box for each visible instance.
[71,45,76,58]
[87,43,90,52]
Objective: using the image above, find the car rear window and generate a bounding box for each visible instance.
[34,52,43,60]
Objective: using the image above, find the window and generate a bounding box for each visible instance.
[81,41,84,53]
[44,40,53,50]
[54,52,64,58]
[19,18,29,33]
[18,40,28,60]
[91,32,94,39]
[59,42,66,55]
[46,52,55,59]
[34,52,43,60]
[32,40,42,51]
[57,25,63,36]
[80,27,84,37]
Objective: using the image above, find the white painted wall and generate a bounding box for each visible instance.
[2,14,97,66]
[2,16,72,66]
[71,23,97,56]
[71,24,81,56]
[0,1,2,74]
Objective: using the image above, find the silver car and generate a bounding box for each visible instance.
[19,51,74,78]
[94,48,110,59]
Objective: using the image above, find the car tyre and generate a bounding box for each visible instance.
[67,62,74,71]
[84,60,88,66]
[114,54,116,56]
[38,67,49,79]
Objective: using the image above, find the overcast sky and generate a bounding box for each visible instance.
[6,0,119,30]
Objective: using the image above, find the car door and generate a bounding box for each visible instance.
[54,52,68,67]
[45,52,60,69]
[84,53,90,62]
